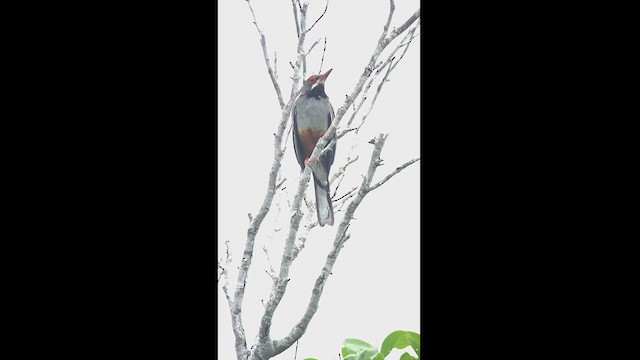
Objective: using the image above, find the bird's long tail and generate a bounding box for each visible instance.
[313,174,334,226]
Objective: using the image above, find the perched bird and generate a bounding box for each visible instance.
[292,68,336,226]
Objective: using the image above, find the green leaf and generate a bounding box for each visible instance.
[303,358,319,360]
[342,338,384,360]
[399,352,418,360]
[380,330,420,358]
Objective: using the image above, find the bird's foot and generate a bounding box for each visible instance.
[304,158,310,166]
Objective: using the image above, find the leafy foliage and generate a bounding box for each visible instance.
[380,330,420,359]
[341,338,384,360]
[306,330,420,360]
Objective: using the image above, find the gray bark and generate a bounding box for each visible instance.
[219,1,421,359]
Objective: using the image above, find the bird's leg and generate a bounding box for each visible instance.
[304,158,310,166]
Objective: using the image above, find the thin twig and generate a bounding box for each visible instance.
[292,211,317,261]
[356,23,419,131]
[274,52,278,80]
[337,127,357,139]
[304,38,322,57]
[319,37,327,73]
[323,5,421,138]
[368,158,420,192]
[388,22,420,74]
[219,239,234,339]
[348,20,420,132]
[332,186,358,202]
[330,155,359,196]
[246,0,285,109]
[330,153,358,184]
[357,59,394,131]
[334,194,355,213]
[263,245,278,280]
[304,0,329,35]
[319,126,355,158]
[347,54,396,129]
[381,7,420,49]
[281,119,294,154]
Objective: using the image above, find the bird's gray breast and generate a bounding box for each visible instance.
[295,96,331,130]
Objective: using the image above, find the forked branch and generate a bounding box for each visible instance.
[227,1,421,359]
[272,132,419,355]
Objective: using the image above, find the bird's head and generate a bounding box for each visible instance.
[305,68,333,88]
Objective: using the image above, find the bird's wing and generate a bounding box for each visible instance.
[292,103,306,171]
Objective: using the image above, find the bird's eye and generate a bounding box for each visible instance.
[308,76,316,82]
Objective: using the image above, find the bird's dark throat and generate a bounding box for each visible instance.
[306,84,328,100]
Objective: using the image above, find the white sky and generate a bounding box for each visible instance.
[218,1,420,359]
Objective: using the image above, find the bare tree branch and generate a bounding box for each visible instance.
[330,154,359,190]
[228,4,313,357]
[227,1,420,358]
[354,23,419,131]
[246,0,285,109]
[320,126,355,158]
[257,164,313,345]
[308,5,420,163]
[328,145,358,198]
[332,186,358,202]
[304,38,322,57]
[300,0,329,78]
[337,127,357,139]
[275,177,287,190]
[262,245,278,280]
[350,21,420,132]
[291,0,301,38]
[333,190,357,213]
[348,19,419,130]
[273,52,279,80]
[281,119,294,155]
[387,21,420,73]
[304,0,329,35]
[357,59,394,128]
[221,235,248,359]
[290,3,310,100]
[218,239,232,287]
[381,8,421,49]
[265,5,420,355]
[369,158,420,192]
[318,37,327,73]
[291,206,317,260]
[246,4,316,358]
[272,133,395,355]
[378,0,396,46]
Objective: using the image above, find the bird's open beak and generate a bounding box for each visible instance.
[318,68,333,82]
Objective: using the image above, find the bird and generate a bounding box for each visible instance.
[292,68,336,226]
